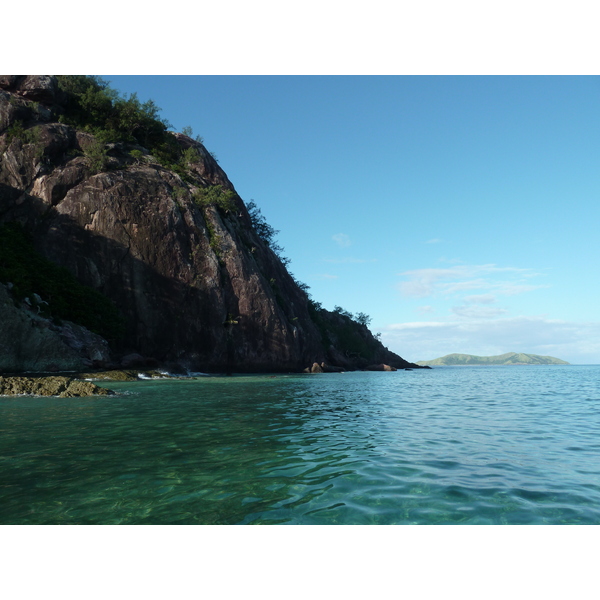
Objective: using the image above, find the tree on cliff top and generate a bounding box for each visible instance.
[246,200,290,266]
[56,75,180,167]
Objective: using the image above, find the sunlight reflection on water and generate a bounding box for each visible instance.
[1,366,599,524]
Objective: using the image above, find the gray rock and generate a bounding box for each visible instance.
[0,283,110,373]
[16,76,58,103]
[365,364,397,372]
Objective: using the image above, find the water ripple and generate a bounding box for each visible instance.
[1,366,600,524]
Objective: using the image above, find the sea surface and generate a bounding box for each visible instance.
[1,365,599,525]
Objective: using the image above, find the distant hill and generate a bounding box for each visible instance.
[416,352,570,366]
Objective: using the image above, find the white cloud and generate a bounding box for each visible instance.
[451,305,508,319]
[381,316,600,364]
[397,264,544,299]
[440,279,490,294]
[416,305,436,314]
[425,238,443,244]
[317,273,339,279]
[399,279,434,298]
[463,294,496,304]
[332,233,351,248]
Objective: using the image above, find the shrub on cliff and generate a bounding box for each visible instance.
[246,200,290,266]
[193,185,237,213]
[55,75,181,170]
[83,139,109,174]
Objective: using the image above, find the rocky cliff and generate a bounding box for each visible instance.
[0,75,419,373]
[0,282,111,372]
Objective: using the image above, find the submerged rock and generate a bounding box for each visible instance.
[0,375,112,397]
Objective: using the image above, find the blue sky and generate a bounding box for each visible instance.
[104,75,600,364]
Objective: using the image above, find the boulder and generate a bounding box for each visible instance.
[0,76,20,90]
[0,283,112,372]
[365,363,397,372]
[75,370,140,382]
[15,76,58,104]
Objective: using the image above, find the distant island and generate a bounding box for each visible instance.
[416,352,570,366]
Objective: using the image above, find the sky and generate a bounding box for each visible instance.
[5,1,598,591]
[104,75,600,364]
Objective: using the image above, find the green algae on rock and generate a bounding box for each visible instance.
[0,375,113,397]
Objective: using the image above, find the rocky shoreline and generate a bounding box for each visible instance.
[0,362,423,397]
[0,375,113,397]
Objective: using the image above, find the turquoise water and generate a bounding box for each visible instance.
[1,365,599,524]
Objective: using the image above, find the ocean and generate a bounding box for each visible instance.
[1,365,599,524]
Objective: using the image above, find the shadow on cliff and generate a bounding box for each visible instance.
[0,192,237,370]
[0,188,344,372]
[1,187,421,373]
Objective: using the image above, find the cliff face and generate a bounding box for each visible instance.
[0,76,418,372]
[0,282,110,372]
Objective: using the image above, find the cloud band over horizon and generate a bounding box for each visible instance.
[381,315,600,365]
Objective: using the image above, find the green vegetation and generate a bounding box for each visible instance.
[334,306,372,328]
[330,319,374,359]
[192,186,236,263]
[246,200,290,266]
[193,185,237,213]
[333,305,353,319]
[83,139,109,174]
[355,312,372,327]
[308,306,376,361]
[5,120,34,145]
[181,125,203,144]
[3,121,44,159]
[0,223,124,342]
[56,76,170,145]
[55,76,190,173]
[200,217,223,263]
[129,148,144,162]
[172,186,187,201]
[416,352,570,366]
[182,146,201,167]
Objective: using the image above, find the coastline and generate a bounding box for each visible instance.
[0,363,427,397]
